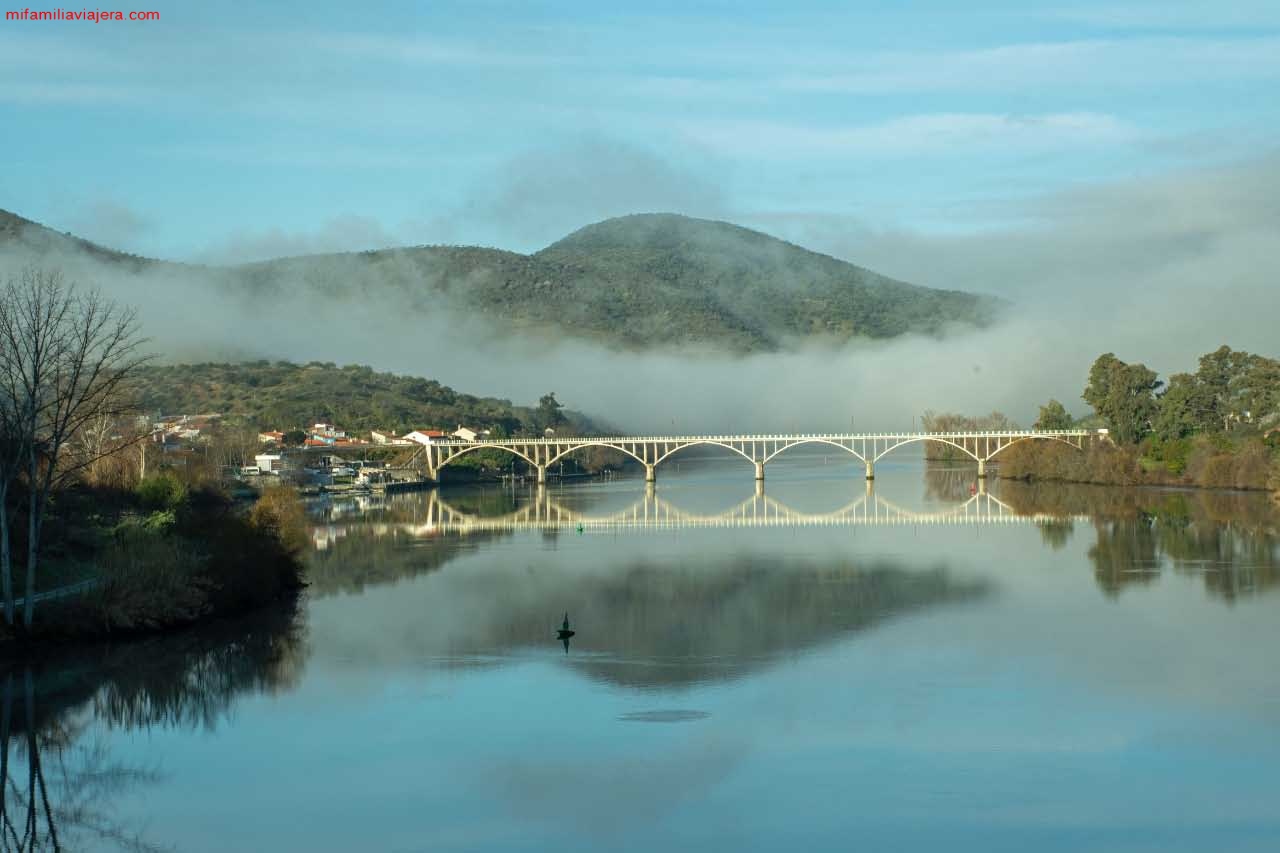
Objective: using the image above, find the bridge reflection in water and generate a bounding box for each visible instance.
[311,483,1089,544]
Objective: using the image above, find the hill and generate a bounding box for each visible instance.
[132,361,598,436]
[1,209,1000,353]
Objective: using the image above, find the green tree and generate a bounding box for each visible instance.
[536,392,566,432]
[1082,353,1162,445]
[1034,399,1073,430]
[282,429,307,447]
[1153,373,1213,441]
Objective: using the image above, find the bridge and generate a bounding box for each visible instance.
[405,429,1102,485]
[311,485,1090,542]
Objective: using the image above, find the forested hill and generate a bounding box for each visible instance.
[527,214,997,349]
[1,208,1000,353]
[133,362,598,435]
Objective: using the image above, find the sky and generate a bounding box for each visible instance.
[1,0,1278,428]
[2,0,1278,261]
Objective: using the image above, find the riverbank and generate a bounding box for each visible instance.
[0,476,306,650]
[997,434,1280,493]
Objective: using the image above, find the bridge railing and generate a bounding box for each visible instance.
[421,428,1101,446]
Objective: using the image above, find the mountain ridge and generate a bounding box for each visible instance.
[0,208,1000,353]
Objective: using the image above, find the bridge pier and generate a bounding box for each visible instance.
[644,464,655,483]
[865,461,874,480]
[977,459,987,479]
[536,465,546,486]
[754,461,764,481]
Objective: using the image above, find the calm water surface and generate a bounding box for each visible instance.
[7,455,1280,851]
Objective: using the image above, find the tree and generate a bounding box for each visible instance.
[535,392,566,433]
[1082,353,1162,445]
[282,429,307,447]
[0,268,147,627]
[1034,399,1073,430]
[1152,372,1213,441]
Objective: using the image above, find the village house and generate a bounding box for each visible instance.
[371,429,412,445]
[254,453,285,474]
[312,422,346,439]
[258,430,285,444]
[403,429,449,446]
[452,426,479,442]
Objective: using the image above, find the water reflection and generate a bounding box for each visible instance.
[1,605,306,851]
[311,482,1076,537]
[998,481,1280,601]
[556,613,576,654]
[5,467,1280,850]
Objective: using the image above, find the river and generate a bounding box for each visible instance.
[5,453,1280,851]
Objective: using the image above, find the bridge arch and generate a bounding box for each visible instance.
[984,434,1086,459]
[435,443,539,472]
[653,440,755,468]
[871,436,979,464]
[760,438,867,465]
[867,434,1085,464]
[544,441,647,469]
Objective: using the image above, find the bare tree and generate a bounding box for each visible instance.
[0,268,148,628]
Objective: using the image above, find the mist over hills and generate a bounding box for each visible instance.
[0,209,997,354]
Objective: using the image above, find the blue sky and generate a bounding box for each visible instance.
[1,0,1278,261]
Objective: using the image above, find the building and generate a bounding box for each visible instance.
[254,453,284,474]
[403,429,449,446]
[452,426,479,442]
[371,429,412,445]
[259,430,285,444]
[312,422,347,439]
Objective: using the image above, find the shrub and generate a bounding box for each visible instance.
[249,486,309,556]
[136,471,188,511]
[94,533,212,631]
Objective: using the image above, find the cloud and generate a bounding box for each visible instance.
[65,199,151,252]
[190,214,404,264]
[2,151,1276,434]
[433,136,730,248]
[298,32,556,69]
[772,37,1280,95]
[679,113,1137,161]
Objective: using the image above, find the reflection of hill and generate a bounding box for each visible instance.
[305,490,516,596]
[999,481,1280,601]
[415,555,989,690]
[305,522,496,596]
[3,606,306,850]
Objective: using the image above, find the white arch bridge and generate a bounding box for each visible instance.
[407,429,1102,484]
[312,486,1088,541]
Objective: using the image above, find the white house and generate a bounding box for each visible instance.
[254,453,284,474]
[452,427,479,442]
[403,429,449,446]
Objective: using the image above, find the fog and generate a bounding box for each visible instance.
[1,152,1276,433]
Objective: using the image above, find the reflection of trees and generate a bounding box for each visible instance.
[3,669,165,852]
[1088,516,1160,597]
[1036,519,1075,550]
[999,481,1280,600]
[306,522,501,596]
[1,604,306,850]
[923,465,979,503]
